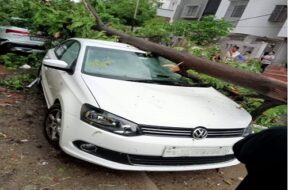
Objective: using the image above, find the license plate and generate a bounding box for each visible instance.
[30,36,47,41]
[162,146,232,157]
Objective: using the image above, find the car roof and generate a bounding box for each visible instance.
[72,38,146,54]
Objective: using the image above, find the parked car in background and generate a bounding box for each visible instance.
[39,38,252,171]
[0,17,48,54]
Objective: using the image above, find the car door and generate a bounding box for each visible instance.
[41,40,80,107]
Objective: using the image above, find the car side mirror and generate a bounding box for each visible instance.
[43,59,71,72]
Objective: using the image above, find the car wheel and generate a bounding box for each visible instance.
[44,103,62,148]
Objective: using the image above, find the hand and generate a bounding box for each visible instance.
[162,62,183,73]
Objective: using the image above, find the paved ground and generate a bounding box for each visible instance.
[263,65,287,82]
[0,68,246,190]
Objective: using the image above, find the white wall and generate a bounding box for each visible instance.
[215,0,287,39]
[278,21,287,37]
[274,40,287,64]
[157,0,181,21]
[157,8,175,18]
[232,0,287,38]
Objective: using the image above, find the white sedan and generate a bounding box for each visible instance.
[40,38,252,171]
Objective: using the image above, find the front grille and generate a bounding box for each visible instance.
[140,126,244,138]
[128,154,235,166]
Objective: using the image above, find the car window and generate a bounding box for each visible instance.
[54,41,74,58]
[60,42,81,67]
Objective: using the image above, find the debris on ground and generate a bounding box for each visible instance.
[0,132,7,139]
[25,110,34,117]
[23,184,37,190]
[19,64,32,69]
[217,170,224,175]
[0,87,24,106]
[20,139,29,143]
[237,177,244,181]
[223,179,232,185]
[39,161,49,166]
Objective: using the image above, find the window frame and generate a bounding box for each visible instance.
[53,40,81,74]
[54,40,75,59]
[230,5,246,18]
[269,5,287,22]
[181,4,200,18]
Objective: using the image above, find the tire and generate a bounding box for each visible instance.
[0,45,7,55]
[43,103,62,149]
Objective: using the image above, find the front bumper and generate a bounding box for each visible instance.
[60,113,241,171]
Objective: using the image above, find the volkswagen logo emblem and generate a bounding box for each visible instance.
[192,127,208,139]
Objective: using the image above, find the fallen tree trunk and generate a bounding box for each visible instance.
[83,0,287,103]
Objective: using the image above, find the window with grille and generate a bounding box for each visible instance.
[231,5,246,17]
[269,5,287,22]
[182,5,199,18]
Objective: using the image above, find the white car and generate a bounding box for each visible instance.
[40,38,252,171]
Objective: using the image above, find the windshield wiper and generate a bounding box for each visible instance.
[126,79,210,87]
[126,79,189,86]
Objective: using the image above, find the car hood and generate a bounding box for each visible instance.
[81,75,252,129]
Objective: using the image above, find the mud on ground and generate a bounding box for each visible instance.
[0,69,246,190]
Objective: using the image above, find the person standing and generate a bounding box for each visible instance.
[225,45,240,61]
[261,51,275,71]
[243,51,252,62]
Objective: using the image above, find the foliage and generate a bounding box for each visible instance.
[190,16,232,45]
[0,74,34,90]
[186,45,262,93]
[240,97,263,113]
[225,59,262,74]
[256,105,287,128]
[137,16,232,45]
[104,0,157,27]
[170,20,191,37]
[188,45,220,59]
[92,0,121,24]
[0,53,44,69]
[171,16,232,45]
[0,0,117,41]
[0,1,231,46]
[136,17,171,42]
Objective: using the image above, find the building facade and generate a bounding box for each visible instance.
[156,0,180,21]
[156,0,287,64]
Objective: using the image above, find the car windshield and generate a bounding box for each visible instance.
[82,46,198,86]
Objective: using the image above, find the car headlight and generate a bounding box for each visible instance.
[242,123,253,137]
[81,104,140,136]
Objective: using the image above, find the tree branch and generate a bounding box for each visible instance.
[82,0,104,30]
[251,100,284,120]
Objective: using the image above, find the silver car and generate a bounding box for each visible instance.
[0,17,48,54]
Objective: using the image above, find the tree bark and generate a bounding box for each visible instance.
[82,0,287,103]
[251,100,284,120]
